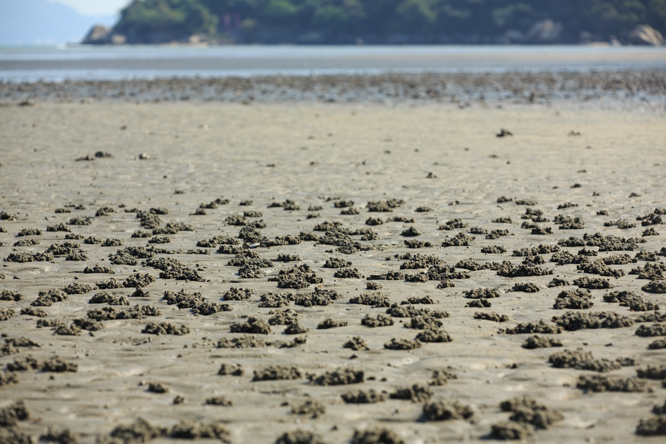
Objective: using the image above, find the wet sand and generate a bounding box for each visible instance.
[0,100,665,443]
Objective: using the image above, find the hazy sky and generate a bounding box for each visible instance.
[48,0,130,16]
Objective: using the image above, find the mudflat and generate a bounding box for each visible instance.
[0,101,665,443]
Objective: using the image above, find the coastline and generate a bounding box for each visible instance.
[1,69,665,113]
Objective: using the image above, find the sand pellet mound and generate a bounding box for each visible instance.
[577,375,647,392]
[311,369,364,386]
[253,365,302,381]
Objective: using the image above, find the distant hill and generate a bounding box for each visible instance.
[106,0,666,45]
[0,0,115,45]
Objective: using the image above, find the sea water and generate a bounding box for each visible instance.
[1,44,665,82]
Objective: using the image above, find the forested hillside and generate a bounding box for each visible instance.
[109,0,666,44]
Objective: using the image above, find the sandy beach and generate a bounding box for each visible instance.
[1,98,665,443]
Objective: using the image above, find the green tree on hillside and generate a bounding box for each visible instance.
[115,0,218,41]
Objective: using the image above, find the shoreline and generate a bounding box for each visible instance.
[1,69,665,112]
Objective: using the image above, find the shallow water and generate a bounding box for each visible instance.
[1,44,666,82]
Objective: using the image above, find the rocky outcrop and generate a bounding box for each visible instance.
[525,20,562,44]
[81,25,110,44]
[81,24,126,45]
[629,25,664,46]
